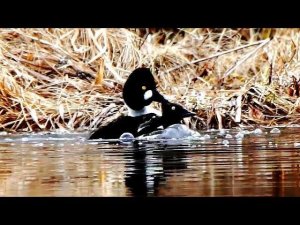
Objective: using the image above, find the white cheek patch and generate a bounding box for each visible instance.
[144,90,153,100]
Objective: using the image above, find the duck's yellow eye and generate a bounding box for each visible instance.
[171,106,176,110]
[142,85,147,90]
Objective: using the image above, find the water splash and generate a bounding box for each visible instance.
[235,132,244,139]
[119,132,135,144]
[222,140,229,146]
[225,134,232,139]
[270,128,281,134]
[253,128,263,135]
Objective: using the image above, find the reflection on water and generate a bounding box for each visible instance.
[0,127,300,196]
[124,143,188,196]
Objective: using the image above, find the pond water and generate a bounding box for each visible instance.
[0,127,300,196]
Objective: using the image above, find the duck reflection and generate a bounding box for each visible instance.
[124,142,188,196]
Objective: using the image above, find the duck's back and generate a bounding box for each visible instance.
[89,113,156,140]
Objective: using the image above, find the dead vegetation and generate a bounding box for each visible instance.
[0,28,300,132]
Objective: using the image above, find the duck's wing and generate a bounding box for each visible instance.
[89,113,157,140]
[89,116,132,139]
[137,116,162,137]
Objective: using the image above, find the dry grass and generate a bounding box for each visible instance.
[1,28,300,132]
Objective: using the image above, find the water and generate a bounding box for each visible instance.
[0,127,300,196]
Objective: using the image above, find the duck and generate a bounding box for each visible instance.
[137,101,198,139]
[89,67,168,140]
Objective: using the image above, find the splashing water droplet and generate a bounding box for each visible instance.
[294,143,300,147]
[225,134,232,139]
[204,134,210,139]
[222,140,229,146]
[219,129,226,135]
[235,132,244,139]
[199,137,206,141]
[242,130,251,135]
[253,128,263,135]
[4,138,13,142]
[119,132,134,143]
[33,143,44,147]
[270,128,281,134]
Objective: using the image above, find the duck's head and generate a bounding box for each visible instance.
[122,68,167,111]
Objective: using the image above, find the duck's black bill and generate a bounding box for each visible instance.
[183,111,196,118]
[151,89,169,103]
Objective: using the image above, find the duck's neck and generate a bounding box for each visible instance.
[126,104,162,117]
